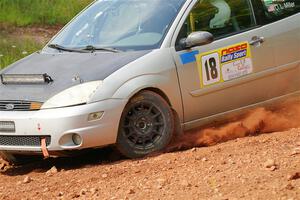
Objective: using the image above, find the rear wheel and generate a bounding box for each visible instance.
[117,91,174,158]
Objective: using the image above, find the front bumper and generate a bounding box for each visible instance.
[0,99,127,154]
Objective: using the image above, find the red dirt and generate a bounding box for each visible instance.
[0,25,61,43]
[0,129,299,200]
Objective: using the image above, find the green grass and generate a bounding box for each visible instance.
[0,34,42,69]
[0,0,92,26]
[0,0,93,68]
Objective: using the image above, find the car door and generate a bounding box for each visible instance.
[171,0,278,127]
[266,0,300,68]
[255,0,300,62]
[253,0,300,92]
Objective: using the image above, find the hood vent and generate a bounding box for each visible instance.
[0,74,53,85]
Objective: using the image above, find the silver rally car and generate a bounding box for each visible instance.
[0,0,299,162]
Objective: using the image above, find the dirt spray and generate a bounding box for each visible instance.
[168,98,300,151]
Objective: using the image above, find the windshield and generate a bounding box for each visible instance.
[49,0,186,52]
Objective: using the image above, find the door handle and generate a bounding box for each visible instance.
[249,36,265,46]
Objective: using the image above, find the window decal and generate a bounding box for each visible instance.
[262,0,297,16]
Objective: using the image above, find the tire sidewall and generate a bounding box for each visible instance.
[117,91,174,158]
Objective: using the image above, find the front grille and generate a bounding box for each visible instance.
[0,136,51,147]
[0,121,15,133]
[0,100,41,111]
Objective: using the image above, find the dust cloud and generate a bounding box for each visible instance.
[168,98,300,151]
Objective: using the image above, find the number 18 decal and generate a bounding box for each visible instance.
[200,52,221,87]
[196,42,253,88]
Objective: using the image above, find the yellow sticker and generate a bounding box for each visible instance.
[196,41,253,88]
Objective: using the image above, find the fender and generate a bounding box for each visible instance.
[111,74,168,100]
[89,49,184,122]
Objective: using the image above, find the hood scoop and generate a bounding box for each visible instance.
[0,74,53,85]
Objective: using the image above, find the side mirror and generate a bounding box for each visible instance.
[179,31,214,49]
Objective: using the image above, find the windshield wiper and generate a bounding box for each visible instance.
[48,44,89,53]
[83,45,122,53]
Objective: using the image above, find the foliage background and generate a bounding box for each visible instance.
[0,0,92,26]
[0,0,93,68]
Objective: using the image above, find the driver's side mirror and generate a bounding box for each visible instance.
[179,31,214,50]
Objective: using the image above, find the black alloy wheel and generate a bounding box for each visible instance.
[117,90,174,158]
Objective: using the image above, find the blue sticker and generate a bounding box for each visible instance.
[180,50,199,65]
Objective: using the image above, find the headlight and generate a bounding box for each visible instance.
[41,81,103,109]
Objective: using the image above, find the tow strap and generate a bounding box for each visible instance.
[41,138,50,158]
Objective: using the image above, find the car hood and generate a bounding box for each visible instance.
[0,50,150,102]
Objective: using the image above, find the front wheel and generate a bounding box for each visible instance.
[116,91,174,158]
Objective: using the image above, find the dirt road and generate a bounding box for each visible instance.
[0,127,299,200]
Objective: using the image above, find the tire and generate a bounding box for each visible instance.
[0,151,42,165]
[116,90,174,158]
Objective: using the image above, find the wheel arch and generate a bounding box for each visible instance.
[111,74,184,134]
[139,87,171,106]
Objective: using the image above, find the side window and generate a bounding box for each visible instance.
[176,0,256,50]
[259,0,300,23]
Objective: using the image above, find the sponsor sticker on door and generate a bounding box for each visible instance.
[196,41,253,88]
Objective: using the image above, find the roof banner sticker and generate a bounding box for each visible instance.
[196,41,253,88]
